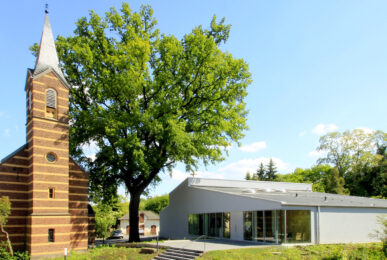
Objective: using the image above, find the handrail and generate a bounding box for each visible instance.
[178,235,208,253]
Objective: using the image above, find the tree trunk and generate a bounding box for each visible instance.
[0,223,13,256]
[128,192,141,242]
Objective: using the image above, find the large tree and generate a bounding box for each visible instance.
[316,129,386,197]
[48,3,250,241]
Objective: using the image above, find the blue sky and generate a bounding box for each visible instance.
[1,1,386,198]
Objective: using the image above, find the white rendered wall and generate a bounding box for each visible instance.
[319,207,387,244]
[144,220,160,235]
[160,179,282,240]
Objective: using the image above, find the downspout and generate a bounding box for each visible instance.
[316,206,320,244]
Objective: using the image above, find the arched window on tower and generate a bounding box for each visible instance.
[46,88,57,119]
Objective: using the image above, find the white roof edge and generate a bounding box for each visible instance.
[187,177,313,191]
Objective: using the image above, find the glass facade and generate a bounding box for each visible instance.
[188,212,231,239]
[243,210,311,244]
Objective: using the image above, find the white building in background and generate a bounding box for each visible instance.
[160,178,387,244]
[120,210,160,236]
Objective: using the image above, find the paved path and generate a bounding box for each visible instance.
[158,239,273,252]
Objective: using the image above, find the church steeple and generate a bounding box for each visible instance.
[33,10,69,88]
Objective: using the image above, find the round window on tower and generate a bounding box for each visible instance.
[46,152,57,163]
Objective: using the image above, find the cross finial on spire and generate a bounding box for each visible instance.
[45,3,48,14]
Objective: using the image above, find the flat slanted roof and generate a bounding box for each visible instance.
[192,186,387,208]
[188,177,312,191]
[185,178,387,208]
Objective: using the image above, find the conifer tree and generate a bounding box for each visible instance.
[245,171,252,180]
[257,162,266,180]
[266,158,277,180]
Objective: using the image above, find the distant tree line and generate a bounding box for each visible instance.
[246,129,386,198]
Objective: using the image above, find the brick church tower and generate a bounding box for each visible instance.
[0,10,94,257]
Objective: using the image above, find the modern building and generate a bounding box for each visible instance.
[160,177,387,244]
[0,11,94,257]
[119,210,160,236]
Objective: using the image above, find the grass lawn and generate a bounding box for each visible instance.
[198,243,385,260]
[49,246,163,260]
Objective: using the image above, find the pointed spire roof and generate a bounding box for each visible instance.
[33,11,69,88]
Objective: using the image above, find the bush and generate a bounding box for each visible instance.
[0,242,29,260]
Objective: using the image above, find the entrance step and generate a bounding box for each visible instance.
[153,247,203,260]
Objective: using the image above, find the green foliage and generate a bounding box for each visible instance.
[0,242,29,260]
[50,245,161,260]
[247,159,278,181]
[371,215,387,256]
[93,203,120,238]
[256,162,265,181]
[0,196,13,256]
[317,129,386,197]
[42,2,250,241]
[266,158,277,180]
[0,196,10,226]
[144,194,169,214]
[198,243,385,260]
[277,165,331,192]
[324,167,349,195]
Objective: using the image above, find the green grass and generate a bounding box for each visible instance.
[198,243,385,260]
[48,246,163,260]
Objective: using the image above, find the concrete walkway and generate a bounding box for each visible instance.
[158,239,273,252]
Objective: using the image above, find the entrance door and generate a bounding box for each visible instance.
[126,225,130,235]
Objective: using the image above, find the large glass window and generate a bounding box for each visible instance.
[209,213,216,237]
[277,210,286,243]
[223,212,230,238]
[265,211,275,242]
[286,210,311,243]
[243,210,311,244]
[189,212,231,239]
[256,211,264,241]
[215,213,222,237]
[243,212,253,240]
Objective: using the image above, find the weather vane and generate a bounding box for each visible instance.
[45,3,48,14]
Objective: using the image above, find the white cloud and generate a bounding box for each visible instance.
[2,128,10,137]
[308,150,326,158]
[312,123,338,135]
[298,131,307,137]
[239,141,267,153]
[171,157,290,181]
[170,169,188,181]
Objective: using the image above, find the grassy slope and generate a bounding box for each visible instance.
[198,243,385,260]
[49,247,162,260]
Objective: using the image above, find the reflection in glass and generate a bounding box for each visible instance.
[189,212,231,239]
[216,213,222,237]
[223,212,230,238]
[286,210,311,243]
[244,212,253,240]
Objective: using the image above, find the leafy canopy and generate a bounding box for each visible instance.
[34,2,251,241]
[53,3,250,193]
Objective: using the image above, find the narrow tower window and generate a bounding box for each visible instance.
[46,88,57,119]
[48,188,55,199]
[48,229,55,242]
[28,90,32,111]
